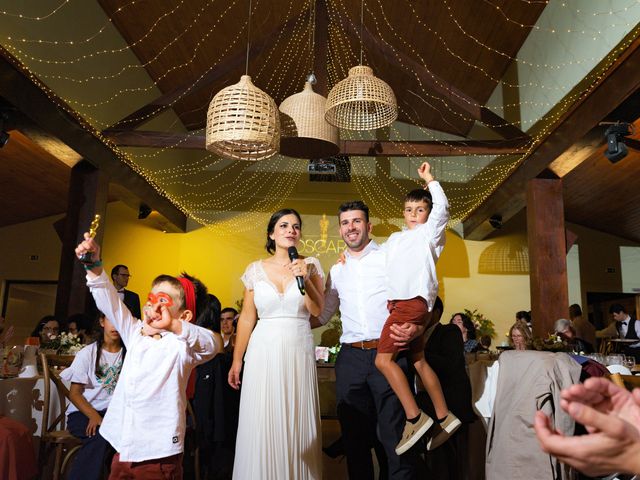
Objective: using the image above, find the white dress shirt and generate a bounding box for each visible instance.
[382,180,449,310]
[86,271,216,462]
[318,241,389,343]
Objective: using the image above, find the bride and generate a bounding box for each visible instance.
[229,208,325,479]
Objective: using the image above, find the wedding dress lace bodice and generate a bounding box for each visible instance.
[241,257,324,321]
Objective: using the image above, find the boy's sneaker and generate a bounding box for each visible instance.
[426,412,461,450]
[395,411,434,455]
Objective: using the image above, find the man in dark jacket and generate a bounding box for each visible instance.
[417,297,476,480]
[110,264,141,319]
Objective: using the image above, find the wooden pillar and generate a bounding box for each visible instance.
[54,160,108,322]
[526,178,569,338]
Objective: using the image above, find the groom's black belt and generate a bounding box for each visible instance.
[346,339,379,350]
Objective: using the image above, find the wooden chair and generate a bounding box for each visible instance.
[39,353,82,480]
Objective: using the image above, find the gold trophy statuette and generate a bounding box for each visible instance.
[79,214,101,264]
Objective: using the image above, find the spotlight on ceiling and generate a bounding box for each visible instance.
[0,111,9,148]
[489,214,503,230]
[138,203,152,220]
[603,122,633,164]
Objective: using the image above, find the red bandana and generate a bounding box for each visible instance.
[177,276,196,322]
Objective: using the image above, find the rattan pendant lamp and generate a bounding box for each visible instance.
[325,0,397,131]
[279,1,339,158]
[205,0,279,161]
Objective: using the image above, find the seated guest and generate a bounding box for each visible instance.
[66,313,91,344]
[569,304,596,348]
[508,320,532,350]
[554,318,594,354]
[31,315,60,345]
[60,311,125,480]
[219,307,238,352]
[449,312,479,353]
[418,297,476,480]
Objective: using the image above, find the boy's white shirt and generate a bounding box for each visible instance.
[86,271,217,462]
[380,180,449,310]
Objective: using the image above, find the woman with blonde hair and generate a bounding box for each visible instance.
[509,320,533,350]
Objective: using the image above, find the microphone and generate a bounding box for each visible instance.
[288,246,306,296]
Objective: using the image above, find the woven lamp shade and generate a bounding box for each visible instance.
[325,65,398,131]
[279,82,340,159]
[206,75,280,161]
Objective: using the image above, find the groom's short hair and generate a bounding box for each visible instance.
[338,200,369,223]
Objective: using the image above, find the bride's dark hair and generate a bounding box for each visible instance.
[265,209,302,254]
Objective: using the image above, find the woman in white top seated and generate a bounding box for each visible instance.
[61,310,125,480]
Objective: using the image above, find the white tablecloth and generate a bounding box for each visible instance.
[468,359,500,429]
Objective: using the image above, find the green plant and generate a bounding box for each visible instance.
[464,309,496,339]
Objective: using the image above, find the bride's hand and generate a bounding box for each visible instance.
[228,361,243,390]
[287,259,308,278]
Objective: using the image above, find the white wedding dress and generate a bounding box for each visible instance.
[233,258,323,480]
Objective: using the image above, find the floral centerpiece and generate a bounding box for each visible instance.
[42,332,83,355]
[532,334,568,352]
[316,313,342,363]
[463,309,496,339]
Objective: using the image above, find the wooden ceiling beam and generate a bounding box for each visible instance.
[463,33,640,240]
[108,11,306,132]
[103,129,530,156]
[0,47,187,232]
[351,23,527,141]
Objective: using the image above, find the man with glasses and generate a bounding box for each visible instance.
[110,265,141,319]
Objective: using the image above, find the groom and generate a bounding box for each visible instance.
[313,200,424,479]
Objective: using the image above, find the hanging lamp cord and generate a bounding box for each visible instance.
[245,0,253,75]
[360,0,364,65]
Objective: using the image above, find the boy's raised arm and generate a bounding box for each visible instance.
[416,162,449,250]
[76,233,139,346]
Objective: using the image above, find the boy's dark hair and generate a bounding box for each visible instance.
[265,209,302,254]
[516,310,531,323]
[569,304,582,318]
[180,272,209,317]
[221,307,238,317]
[93,310,126,378]
[404,189,432,211]
[609,303,627,315]
[338,200,369,223]
[196,294,222,333]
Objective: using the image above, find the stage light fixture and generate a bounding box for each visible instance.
[138,203,152,220]
[0,111,9,148]
[603,122,633,164]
